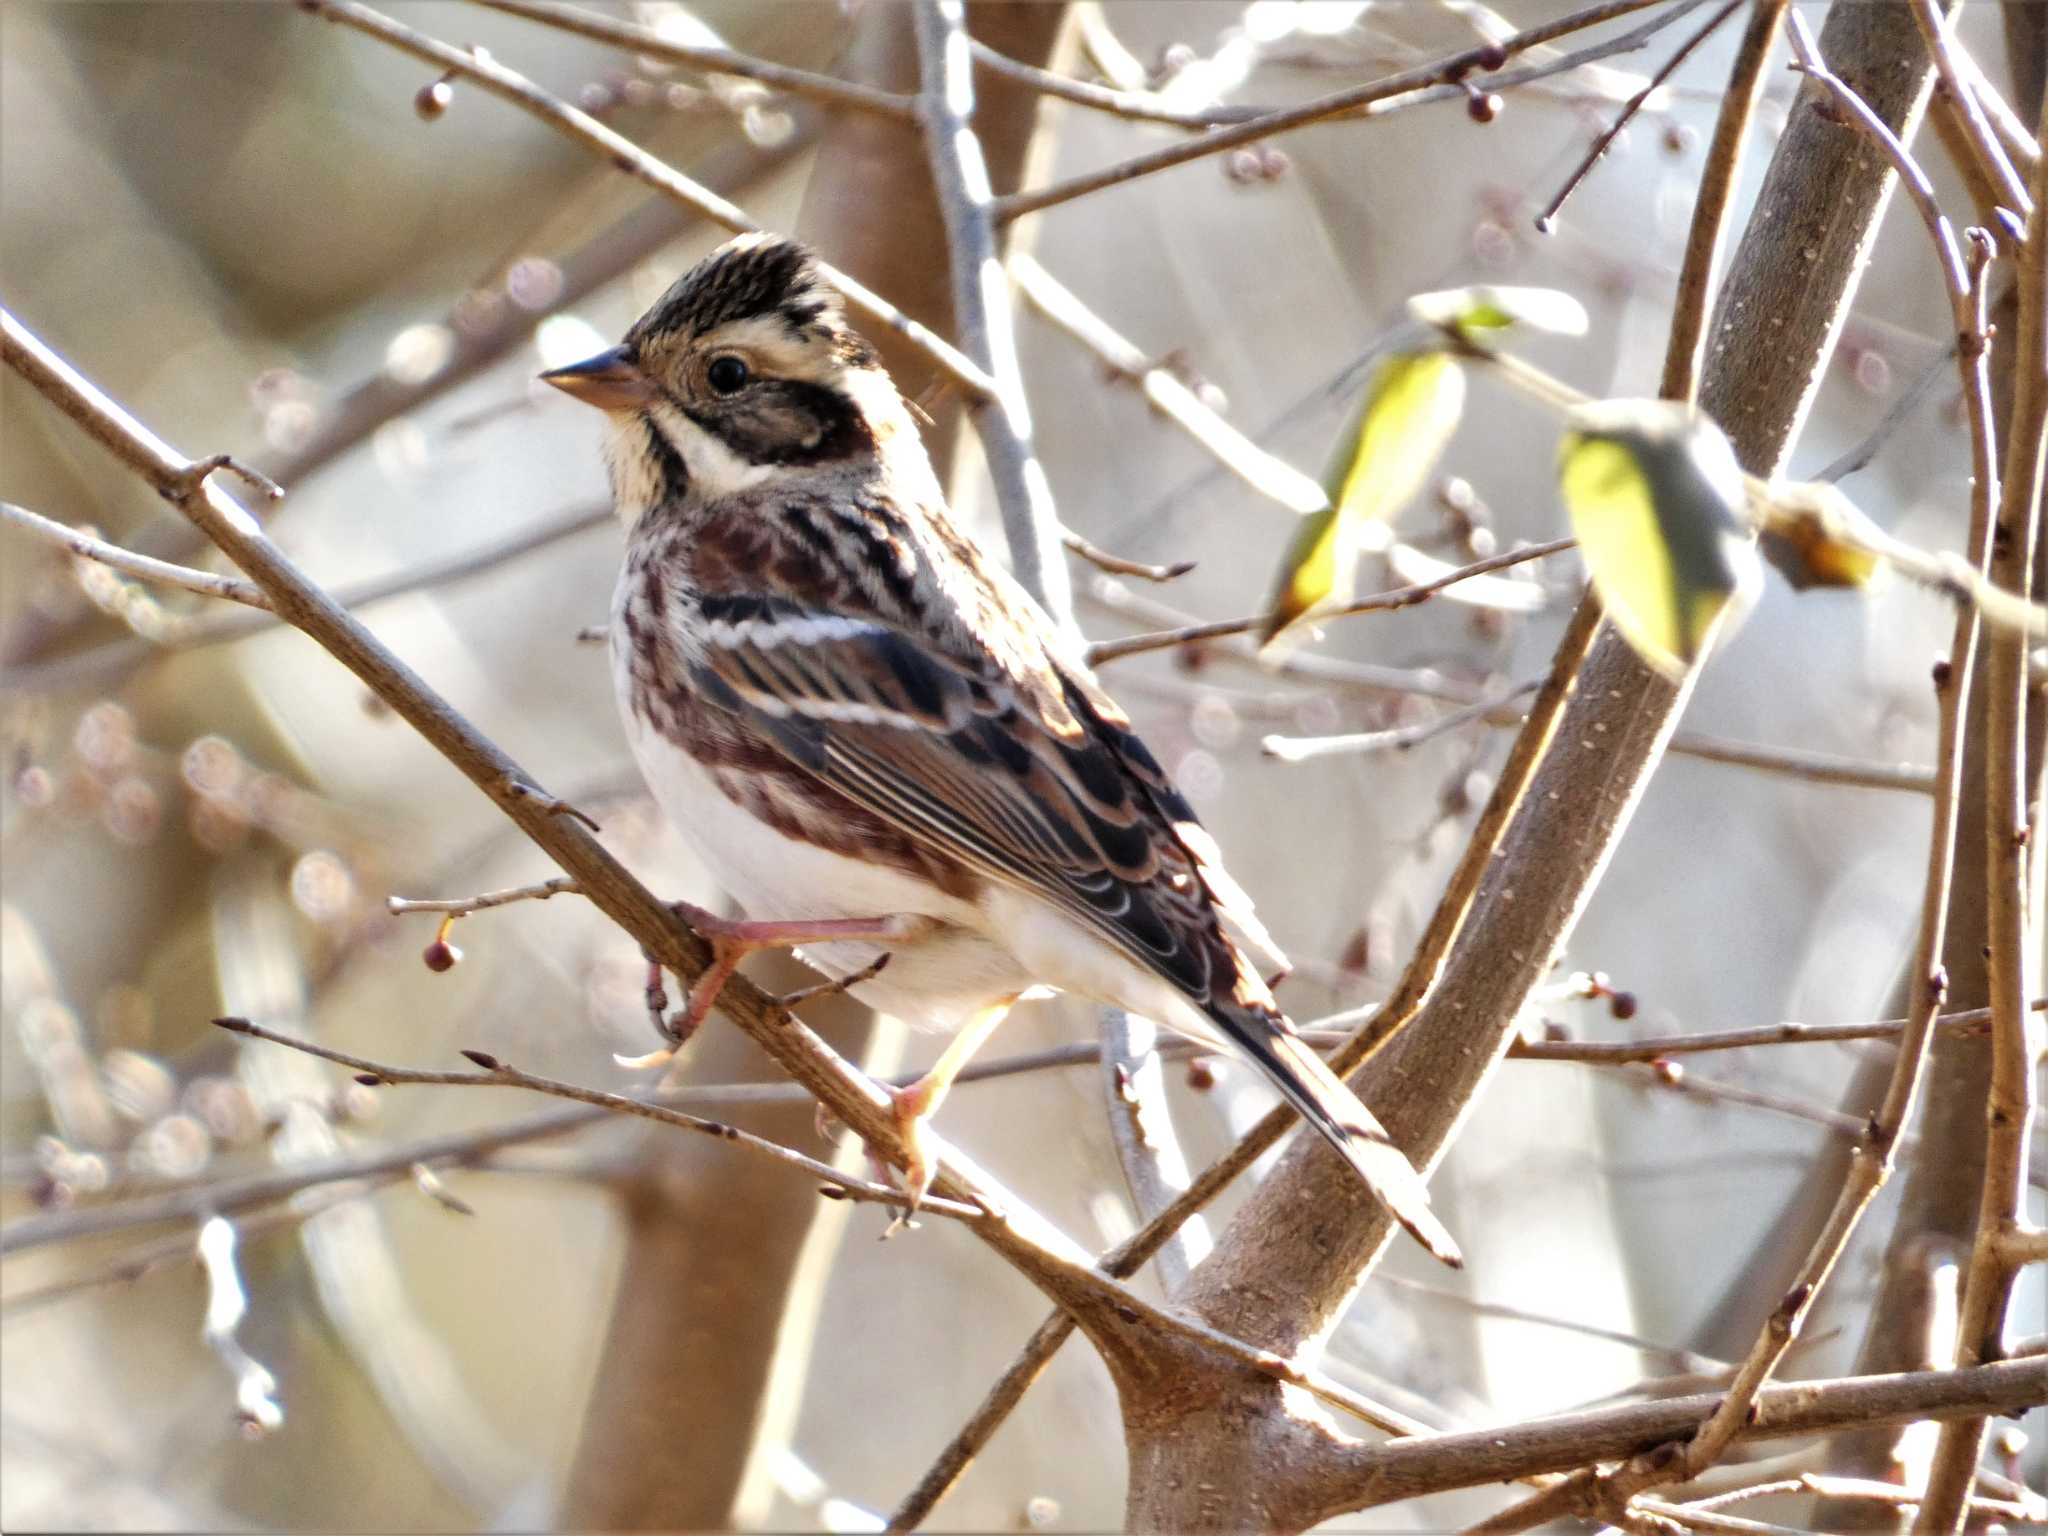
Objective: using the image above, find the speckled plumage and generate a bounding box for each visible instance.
[547,233,1459,1266]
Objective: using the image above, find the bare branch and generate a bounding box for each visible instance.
[1,500,271,611]
[1011,251,1328,514]
[1084,538,1571,665]
[209,1016,986,1222]
[1908,0,2033,220]
[1330,1360,2046,1518]
[1535,0,1744,234]
[1058,527,1194,583]
[2,501,612,695]
[1917,86,2048,1536]
[1082,576,1939,794]
[472,0,915,119]
[385,876,582,916]
[297,0,996,400]
[1263,684,1540,762]
[991,0,1712,223]
[910,0,1066,618]
[1097,1008,1209,1292]
[1660,0,1787,403]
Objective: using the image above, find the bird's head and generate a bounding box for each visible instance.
[543,233,917,524]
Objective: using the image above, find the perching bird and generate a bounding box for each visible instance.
[542,233,1460,1267]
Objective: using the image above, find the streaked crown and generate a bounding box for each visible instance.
[544,234,920,523]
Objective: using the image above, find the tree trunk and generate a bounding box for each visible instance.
[1118,3,1951,1527]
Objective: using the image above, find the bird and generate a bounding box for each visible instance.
[541,232,1460,1268]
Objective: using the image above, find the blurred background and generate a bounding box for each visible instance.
[2,2,2041,1530]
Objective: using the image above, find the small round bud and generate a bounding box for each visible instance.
[1466,91,1502,124]
[1225,148,1263,184]
[1608,990,1639,1021]
[1475,42,1508,71]
[1651,1058,1683,1086]
[415,79,453,119]
[1257,146,1290,180]
[423,937,463,973]
[1663,123,1698,157]
[1931,656,1954,690]
[1185,1057,1219,1092]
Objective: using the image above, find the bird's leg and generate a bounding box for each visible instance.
[882,995,1019,1233]
[620,903,934,1072]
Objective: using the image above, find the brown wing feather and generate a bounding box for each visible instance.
[675,502,1459,1267]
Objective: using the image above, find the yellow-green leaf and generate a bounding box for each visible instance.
[1559,399,1759,679]
[1408,285,1590,339]
[1259,351,1466,647]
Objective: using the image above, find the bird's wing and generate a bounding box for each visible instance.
[690,592,1461,1268]
[688,593,1232,1005]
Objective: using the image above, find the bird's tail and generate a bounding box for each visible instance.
[1227,1012,1463,1269]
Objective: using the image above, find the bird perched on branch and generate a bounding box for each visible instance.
[542,232,1460,1267]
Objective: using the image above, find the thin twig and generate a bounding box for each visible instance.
[910,0,1066,620]
[2,502,612,695]
[1535,0,1744,233]
[385,876,582,916]
[1011,251,1328,514]
[1081,575,1940,793]
[967,37,1266,129]
[297,0,995,400]
[1096,1008,1208,1292]
[1816,345,1955,483]
[1906,0,2032,221]
[1916,86,2048,1536]
[472,0,915,119]
[12,997,2028,1277]
[1659,0,1785,402]
[1,501,273,611]
[1058,528,1194,583]
[1084,538,1572,665]
[224,1020,1416,1441]
[1262,684,1539,761]
[1361,1361,2047,1517]
[1799,1473,2044,1524]
[991,0,1710,223]
[208,1016,985,1220]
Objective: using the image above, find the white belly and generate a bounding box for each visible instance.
[612,647,1037,1030]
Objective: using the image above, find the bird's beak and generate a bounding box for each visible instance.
[541,345,653,410]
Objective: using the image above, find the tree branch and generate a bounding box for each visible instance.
[1010,251,1327,514]
[1317,1360,2045,1521]
[296,0,996,401]
[1084,538,1571,664]
[909,0,1067,620]
[472,0,916,119]
[991,0,1712,223]
[1915,88,2048,1536]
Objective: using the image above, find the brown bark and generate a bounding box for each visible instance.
[1117,3,1951,1528]
[1825,53,2048,1521]
[559,11,1069,1529]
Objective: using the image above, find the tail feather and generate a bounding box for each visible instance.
[1232,1017,1463,1269]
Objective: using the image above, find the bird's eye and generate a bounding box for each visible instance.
[706,356,750,395]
